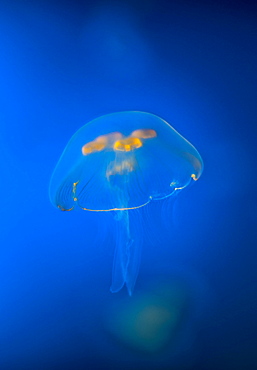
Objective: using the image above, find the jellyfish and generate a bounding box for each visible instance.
[49,112,203,295]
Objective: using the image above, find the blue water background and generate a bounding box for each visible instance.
[0,1,256,369]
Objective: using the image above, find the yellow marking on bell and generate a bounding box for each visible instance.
[191,174,197,181]
[96,132,123,144]
[82,132,123,155]
[113,137,142,152]
[130,129,157,139]
[72,182,78,194]
[82,141,106,155]
[95,135,108,145]
[72,181,80,202]
[73,181,79,187]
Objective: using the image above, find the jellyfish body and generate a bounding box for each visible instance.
[49,112,203,295]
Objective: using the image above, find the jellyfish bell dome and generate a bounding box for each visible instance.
[49,111,203,212]
[49,111,204,295]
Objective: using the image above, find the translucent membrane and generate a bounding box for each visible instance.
[49,111,203,212]
[49,111,203,295]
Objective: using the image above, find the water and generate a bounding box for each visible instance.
[0,1,256,369]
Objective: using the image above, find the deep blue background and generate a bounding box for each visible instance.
[0,0,256,369]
